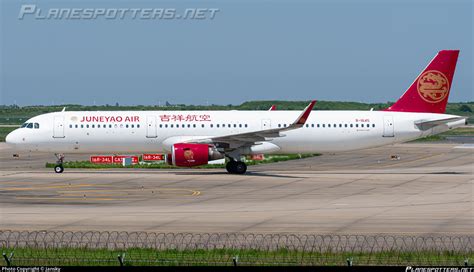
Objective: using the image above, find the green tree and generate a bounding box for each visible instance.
[459,104,472,112]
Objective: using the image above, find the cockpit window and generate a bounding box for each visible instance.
[21,122,39,129]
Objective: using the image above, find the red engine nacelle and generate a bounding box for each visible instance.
[166,143,224,167]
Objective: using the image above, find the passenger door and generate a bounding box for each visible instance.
[383,116,394,137]
[146,116,158,138]
[53,116,65,138]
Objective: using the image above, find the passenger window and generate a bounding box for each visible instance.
[137,125,140,128]
[322,124,325,128]
[126,124,129,128]
[170,124,174,128]
[245,124,248,128]
[211,124,213,128]
[311,124,314,128]
[193,124,196,128]
[86,124,89,128]
[345,124,348,128]
[132,124,135,128]
[202,124,205,128]
[109,124,112,128]
[92,124,95,128]
[182,124,185,128]
[278,124,281,128]
[159,124,162,128]
[239,124,242,128]
[81,124,84,128]
[305,124,309,128]
[350,124,353,128]
[339,124,342,128]
[317,124,320,128]
[372,124,375,128]
[233,124,236,128]
[165,124,168,128]
[355,124,359,128]
[217,124,220,128]
[328,124,331,128]
[75,124,78,128]
[69,124,72,128]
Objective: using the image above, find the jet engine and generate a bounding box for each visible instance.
[166,143,224,167]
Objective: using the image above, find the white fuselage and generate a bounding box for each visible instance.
[5,110,465,155]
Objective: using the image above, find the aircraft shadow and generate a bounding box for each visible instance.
[173,171,302,179]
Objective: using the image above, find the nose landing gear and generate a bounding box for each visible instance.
[54,153,65,173]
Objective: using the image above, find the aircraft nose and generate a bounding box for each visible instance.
[5,130,20,146]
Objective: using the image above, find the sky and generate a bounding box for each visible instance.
[0,0,472,106]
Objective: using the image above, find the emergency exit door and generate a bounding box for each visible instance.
[146,116,158,138]
[261,119,271,130]
[383,116,394,137]
[53,116,65,138]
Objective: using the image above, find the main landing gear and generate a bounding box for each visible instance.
[226,160,247,175]
[54,153,65,173]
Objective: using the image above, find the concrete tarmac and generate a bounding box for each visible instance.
[0,142,472,235]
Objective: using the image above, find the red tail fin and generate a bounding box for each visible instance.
[385,50,459,113]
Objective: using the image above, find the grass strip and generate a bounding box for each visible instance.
[45,154,318,169]
[0,247,471,266]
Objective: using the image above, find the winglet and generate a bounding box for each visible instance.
[268,105,277,111]
[294,100,316,126]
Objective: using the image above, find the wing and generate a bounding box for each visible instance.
[188,101,316,150]
[415,116,466,130]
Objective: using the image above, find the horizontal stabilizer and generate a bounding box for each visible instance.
[415,117,466,130]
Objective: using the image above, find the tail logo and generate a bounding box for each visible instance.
[417,70,450,103]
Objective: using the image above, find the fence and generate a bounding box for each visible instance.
[1,230,472,266]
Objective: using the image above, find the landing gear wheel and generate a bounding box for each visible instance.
[226,160,247,174]
[54,165,64,173]
[226,160,237,174]
[54,153,65,173]
[234,161,247,174]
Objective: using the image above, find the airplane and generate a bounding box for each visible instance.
[5,50,467,174]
